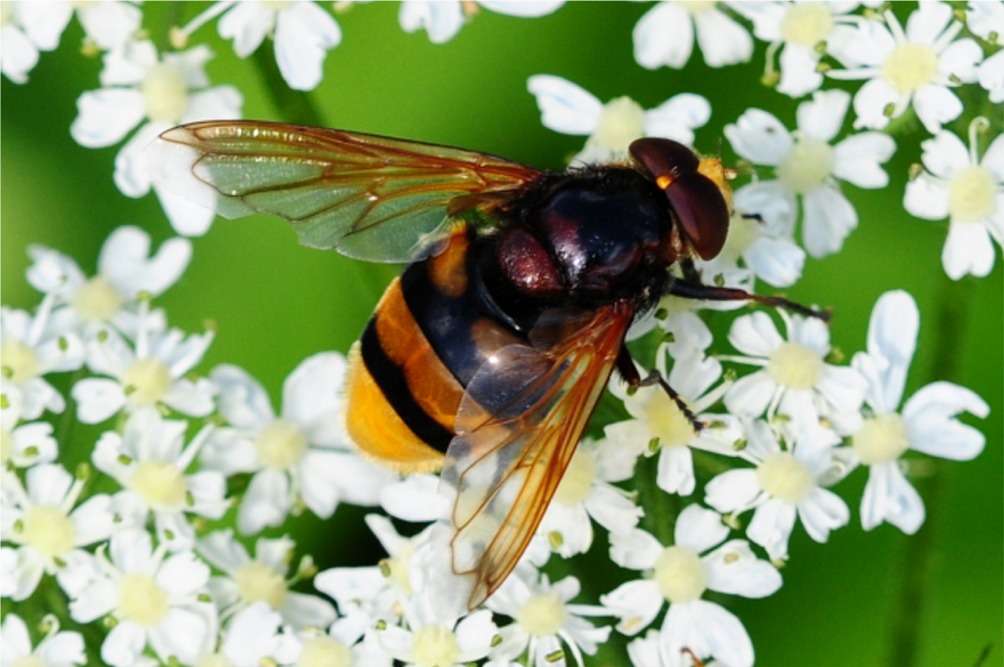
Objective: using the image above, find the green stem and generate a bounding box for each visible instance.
[885,273,973,667]
[637,450,679,546]
[250,47,326,127]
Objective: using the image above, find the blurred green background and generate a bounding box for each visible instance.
[2,3,1001,666]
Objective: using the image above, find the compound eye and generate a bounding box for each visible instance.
[629,137,699,183]
[664,172,730,260]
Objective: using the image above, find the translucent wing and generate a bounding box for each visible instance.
[440,303,633,610]
[147,120,542,262]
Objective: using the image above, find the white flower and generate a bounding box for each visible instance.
[68,528,217,667]
[197,529,336,629]
[723,309,867,432]
[903,126,1004,280]
[315,515,435,624]
[288,620,393,667]
[725,89,896,257]
[733,1,866,98]
[1,301,84,420]
[528,74,711,164]
[197,601,300,667]
[827,2,982,132]
[537,438,642,558]
[1,613,86,667]
[201,353,395,535]
[90,408,228,550]
[602,505,782,667]
[214,0,341,91]
[400,1,564,44]
[633,1,754,70]
[968,0,1004,100]
[377,598,498,667]
[70,39,242,236]
[1,416,58,469]
[706,190,806,288]
[850,290,989,533]
[487,573,611,667]
[0,464,116,600]
[978,49,1004,102]
[0,1,71,83]
[26,226,191,336]
[605,346,741,497]
[72,313,215,423]
[704,421,851,559]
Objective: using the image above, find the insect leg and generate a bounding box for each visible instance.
[615,345,704,432]
[669,279,831,321]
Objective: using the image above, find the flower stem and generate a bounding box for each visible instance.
[637,451,679,545]
[885,273,973,667]
[251,47,327,127]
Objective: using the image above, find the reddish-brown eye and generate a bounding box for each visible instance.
[629,137,730,261]
[629,138,698,181]
[664,172,729,260]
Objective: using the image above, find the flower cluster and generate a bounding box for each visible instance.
[2,1,999,666]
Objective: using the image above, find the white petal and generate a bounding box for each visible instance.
[797,90,850,143]
[149,606,212,665]
[526,74,602,135]
[479,0,564,17]
[101,621,147,667]
[693,8,754,67]
[942,218,995,279]
[903,174,950,221]
[978,49,1004,103]
[743,235,805,287]
[399,0,464,44]
[113,122,164,197]
[662,600,755,667]
[643,93,711,144]
[938,37,982,83]
[732,180,797,236]
[70,89,145,148]
[238,470,292,534]
[100,227,192,299]
[832,132,896,189]
[724,109,792,166]
[77,1,141,50]
[381,474,448,522]
[25,462,73,505]
[797,487,849,543]
[704,469,761,513]
[156,551,210,596]
[903,382,989,459]
[851,77,900,130]
[860,462,925,534]
[156,185,218,237]
[864,290,919,409]
[218,2,274,57]
[72,378,126,424]
[724,372,775,418]
[211,364,274,428]
[674,504,728,554]
[273,3,341,91]
[802,186,857,257]
[746,499,796,560]
[913,84,963,134]
[0,613,32,658]
[656,445,696,496]
[282,352,346,430]
[633,2,693,69]
[703,539,782,598]
[17,1,72,50]
[280,590,336,629]
[1,24,39,83]
[600,579,663,635]
[609,527,663,570]
[777,44,823,98]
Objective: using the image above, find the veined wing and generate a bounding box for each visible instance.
[148,120,542,262]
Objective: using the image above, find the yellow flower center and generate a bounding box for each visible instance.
[776,137,833,195]
[2,340,39,384]
[117,573,169,627]
[947,165,997,223]
[553,449,596,506]
[234,560,288,609]
[411,625,460,667]
[299,636,353,667]
[678,0,716,15]
[21,505,77,558]
[591,96,645,156]
[881,42,939,93]
[141,62,189,124]
[766,341,823,390]
[130,460,186,510]
[516,592,568,637]
[123,357,172,406]
[853,413,910,464]
[255,419,308,470]
[757,451,814,503]
[780,3,834,47]
[72,276,124,322]
[644,388,698,448]
[11,656,48,667]
[654,546,706,603]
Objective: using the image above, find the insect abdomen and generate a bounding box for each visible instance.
[344,228,522,472]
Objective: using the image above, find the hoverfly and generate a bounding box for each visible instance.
[148,121,817,610]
